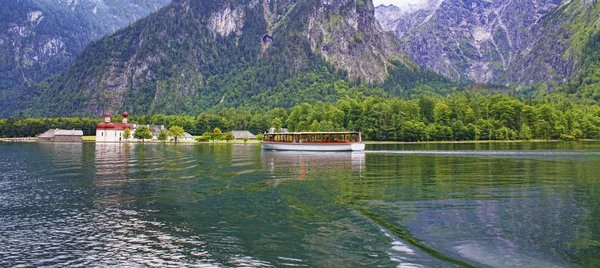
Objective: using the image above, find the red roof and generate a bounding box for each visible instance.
[97,122,131,130]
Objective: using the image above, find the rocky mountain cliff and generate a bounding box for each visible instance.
[12,0,411,116]
[499,0,600,89]
[375,0,563,83]
[0,0,171,107]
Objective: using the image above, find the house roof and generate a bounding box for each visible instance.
[98,122,131,131]
[148,125,166,135]
[132,124,166,135]
[232,130,256,139]
[40,129,83,137]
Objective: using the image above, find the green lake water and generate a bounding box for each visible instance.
[1,142,600,267]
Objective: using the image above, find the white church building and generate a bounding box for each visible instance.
[96,112,132,142]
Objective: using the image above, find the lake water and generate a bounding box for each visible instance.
[1,142,600,267]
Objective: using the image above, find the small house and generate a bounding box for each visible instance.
[179,132,194,141]
[232,130,257,140]
[39,129,83,142]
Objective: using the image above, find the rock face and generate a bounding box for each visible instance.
[13,0,409,116]
[305,0,407,83]
[0,0,171,109]
[499,0,600,88]
[375,0,563,83]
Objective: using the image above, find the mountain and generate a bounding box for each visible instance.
[11,0,413,117]
[500,0,600,90]
[375,0,563,83]
[0,0,171,109]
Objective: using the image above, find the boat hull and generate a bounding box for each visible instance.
[260,142,365,151]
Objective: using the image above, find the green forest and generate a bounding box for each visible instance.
[2,91,600,141]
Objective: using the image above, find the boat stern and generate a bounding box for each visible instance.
[351,143,365,151]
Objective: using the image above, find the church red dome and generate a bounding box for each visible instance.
[122,112,129,118]
[97,122,116,129]
[104,113,111,118]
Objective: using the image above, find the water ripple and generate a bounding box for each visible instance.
[1,207,219,267]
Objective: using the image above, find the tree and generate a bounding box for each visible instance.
[134,125,153,142]
[496,126,516,140]
[464,123,480,140]
[168,126,185,143]
[519,123,532,140]
[158,130,168,141]
[418,96,435,123]
[434,102,451,125]
[464,107,476,125]
[477,119,494,140]
[256,133,264,141]
[196,132,212,142]
[123,128,131,141]
[270,117,283,133]
[213,127,223,141]
[225,132,234,142]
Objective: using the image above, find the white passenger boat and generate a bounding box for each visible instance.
[260,132,365,151]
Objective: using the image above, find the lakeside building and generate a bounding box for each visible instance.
[38,129,83,142]
[232,130,256,140]
[180,132,194,141]
[96,112,132,142]
[131,124,166,140]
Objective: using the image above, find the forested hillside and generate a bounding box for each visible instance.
[0,0,171,115]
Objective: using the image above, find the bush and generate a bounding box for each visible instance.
[195,135,210,142]
[559,134,577,141]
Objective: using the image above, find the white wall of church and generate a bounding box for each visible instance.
[96,130,128,142]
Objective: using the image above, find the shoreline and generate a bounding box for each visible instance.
[361,139,597,145]
[3,138,600,144]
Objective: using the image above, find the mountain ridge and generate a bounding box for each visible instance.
[375,0,564,84]
[0,0,171,110]
[11,0,415,117]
